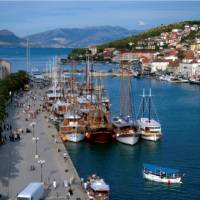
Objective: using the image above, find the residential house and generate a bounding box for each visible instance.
[120,52,137,62]
[103,48,115,60]
[88,45,97,55]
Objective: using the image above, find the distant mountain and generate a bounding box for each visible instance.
[0,30,26,47]
[26,26,141,48]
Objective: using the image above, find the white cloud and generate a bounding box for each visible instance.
[139,20,145,26]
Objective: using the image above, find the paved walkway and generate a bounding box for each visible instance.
[0,85,88,200]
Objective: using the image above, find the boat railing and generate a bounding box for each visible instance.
[144,169,180,178]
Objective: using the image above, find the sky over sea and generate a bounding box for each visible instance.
[0,1,200,36]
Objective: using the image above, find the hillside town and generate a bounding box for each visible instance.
[88,24,200,81]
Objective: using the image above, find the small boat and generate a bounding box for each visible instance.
[143,163,183,184]
[159,75,188,83]
[84,174,110,200]
[189,75,200,85]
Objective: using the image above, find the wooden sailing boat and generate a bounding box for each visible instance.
[60,61,85,142]
[137,89,162,141]
[112,60,140,145]
[85,52,113,144]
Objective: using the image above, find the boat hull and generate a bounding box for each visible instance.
[66,133,85,143]
[116,134,139,145]
[143,172,182,184]
[141,133,161,141]
[190,80,200,85]
[86,128,113,144]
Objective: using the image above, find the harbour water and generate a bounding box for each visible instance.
[67,78,200,200]
[1,48,200,200]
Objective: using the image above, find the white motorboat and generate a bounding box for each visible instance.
[143,163,183,184]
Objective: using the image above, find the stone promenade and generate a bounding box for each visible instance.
[0,85,88,200]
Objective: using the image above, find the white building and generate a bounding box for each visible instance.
[0,60,11,79]
[178,62,200,77]
[150,61,169,72]
[88,46,97,55]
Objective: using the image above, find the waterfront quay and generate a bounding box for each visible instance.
[0,84,88,199]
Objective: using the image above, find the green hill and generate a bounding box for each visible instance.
[68,20,200,59]
[99,20,200,50]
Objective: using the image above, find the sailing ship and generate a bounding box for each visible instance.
[60,61,85,143]
[112,60,139,145]
[143,163,183,184]
[84,51,113,143]
[137,89,162,141]
[85,84,113,143]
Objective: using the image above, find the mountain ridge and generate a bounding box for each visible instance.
[0,26,142,48]
[26,26,141,48]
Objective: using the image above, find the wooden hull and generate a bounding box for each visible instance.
[86,128,113,144]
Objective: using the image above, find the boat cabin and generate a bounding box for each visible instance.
[143,163,182,184]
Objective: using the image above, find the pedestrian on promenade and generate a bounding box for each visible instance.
[68,187,73,196]
[53,179,57,189]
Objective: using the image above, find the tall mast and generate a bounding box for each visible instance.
[71,61,75,116]
[86,49,90,94]
[148,88,152,122]
[120,63,125,115]
[97,75,103,127]
[126,64,131,116]
[90,54,94,103]
[142,88,145,117]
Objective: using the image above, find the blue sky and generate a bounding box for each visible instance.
[0,1,200,36]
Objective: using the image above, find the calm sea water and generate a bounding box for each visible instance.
[0,48,71,72]
[1,48,200,200]
[67,78,200,200]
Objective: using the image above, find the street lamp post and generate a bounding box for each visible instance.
[32,137,39,158]
[38,159,45,182]
[30,122,36,137]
